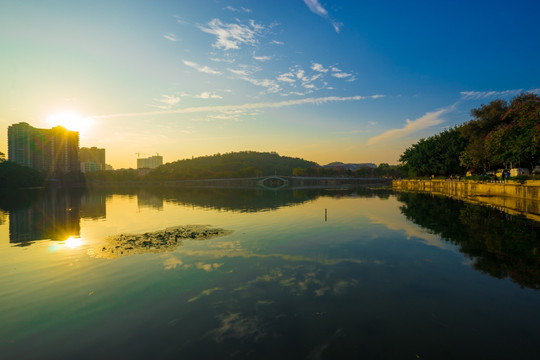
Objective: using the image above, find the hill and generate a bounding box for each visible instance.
[145,151,319,180]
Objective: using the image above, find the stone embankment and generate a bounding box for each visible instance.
[393,179,540,221]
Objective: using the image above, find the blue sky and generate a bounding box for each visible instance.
[0,0,538,168]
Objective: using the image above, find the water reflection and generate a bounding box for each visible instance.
[397,192,540,289]
[1,186,389,245]
[1,189,107,244]
[148,186,388,212]
[8,189,81,244]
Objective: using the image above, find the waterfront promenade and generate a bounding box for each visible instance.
[393,179,540,221]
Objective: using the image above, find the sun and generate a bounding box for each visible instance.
[46,112,93,134]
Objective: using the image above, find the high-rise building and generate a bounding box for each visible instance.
[79,147,105,172]
[137,155,163,169]
[8,122,80,175]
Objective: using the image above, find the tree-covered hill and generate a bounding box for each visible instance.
[145,151,319,180]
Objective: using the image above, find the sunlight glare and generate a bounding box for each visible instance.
[46,112,93,134]
[64,237,83,249]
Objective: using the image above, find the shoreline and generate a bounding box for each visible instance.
[393,179,540,222]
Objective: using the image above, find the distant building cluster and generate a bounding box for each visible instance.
[79,146,105,173]
[7,122,109,176]
[137,155,163,170]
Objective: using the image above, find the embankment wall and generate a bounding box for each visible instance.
[392,179,540,221]
[392,180,540,200]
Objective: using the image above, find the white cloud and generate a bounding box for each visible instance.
[210,57,235,63]
[199,18,262,50]
[151,94,180,110]
[253,54,271,61]
[303,0,341,33]
[277,72,295,83]
[227,68,250,76]
[173,15,187,24]
[163,33,178,42]
[332,72,352,79]
[460,89,525,100]
[225,6,252,13]
[93,95,384,119]
[183,60,222,75]
[366,108,447,146]
[241,76,280,93]
[332,21,342,33]
[311,63,328,73]
[195,91,223,99]
[303,0,328,17]
[271,40,284,45]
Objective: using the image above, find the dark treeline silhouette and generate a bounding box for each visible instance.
[400,93,540,177]
[1,152,86,189]
[397,192,540,289]
[0,159,44,188]
[292,162,403,178]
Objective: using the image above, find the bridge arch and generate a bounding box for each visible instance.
[257,176,290,190]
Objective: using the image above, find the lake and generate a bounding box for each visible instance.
[1,186,539,359]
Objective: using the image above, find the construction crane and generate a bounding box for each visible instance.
[135,152,148,158]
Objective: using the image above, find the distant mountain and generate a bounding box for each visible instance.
[145,151,319,180]
[323,162,377,171]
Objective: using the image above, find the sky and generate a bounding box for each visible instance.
[0,0,539,169]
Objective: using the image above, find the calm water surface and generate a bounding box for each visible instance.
[1,187,539,359]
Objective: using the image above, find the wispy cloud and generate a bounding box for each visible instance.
[224,6,252,13]
[311,63,328,73]
[195,91,223,99]
[277,72,296,83]
[199,19,263,50]
[331,72,352,79]
[330,66,355,81]
[241,76,280,93]
[151,94,180,110]
[227,66,280,93]
[163,33,178,42]
[227,67,250,76]
[173,15,187,24]
[303,0,342,33]
[183,60,222,75]
[304,0,328,16]
[366,108,447,145]
[253,54,271,61]
[460,89,523,100]
[93,95,384,119]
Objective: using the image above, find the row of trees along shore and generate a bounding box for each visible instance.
[399,93,539,177]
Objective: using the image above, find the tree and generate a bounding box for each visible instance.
[484,93,540,169]
[458,99,509,172]
[0,152,5,162]
[399,128,466,177]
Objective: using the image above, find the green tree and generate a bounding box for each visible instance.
[458,99,509,172]
[399,128,466,177]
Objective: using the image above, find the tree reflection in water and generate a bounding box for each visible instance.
[397,192,540,289]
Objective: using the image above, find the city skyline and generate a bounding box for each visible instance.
[1,0,539,169]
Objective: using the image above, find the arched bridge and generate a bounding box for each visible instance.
[257,176,290,190]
